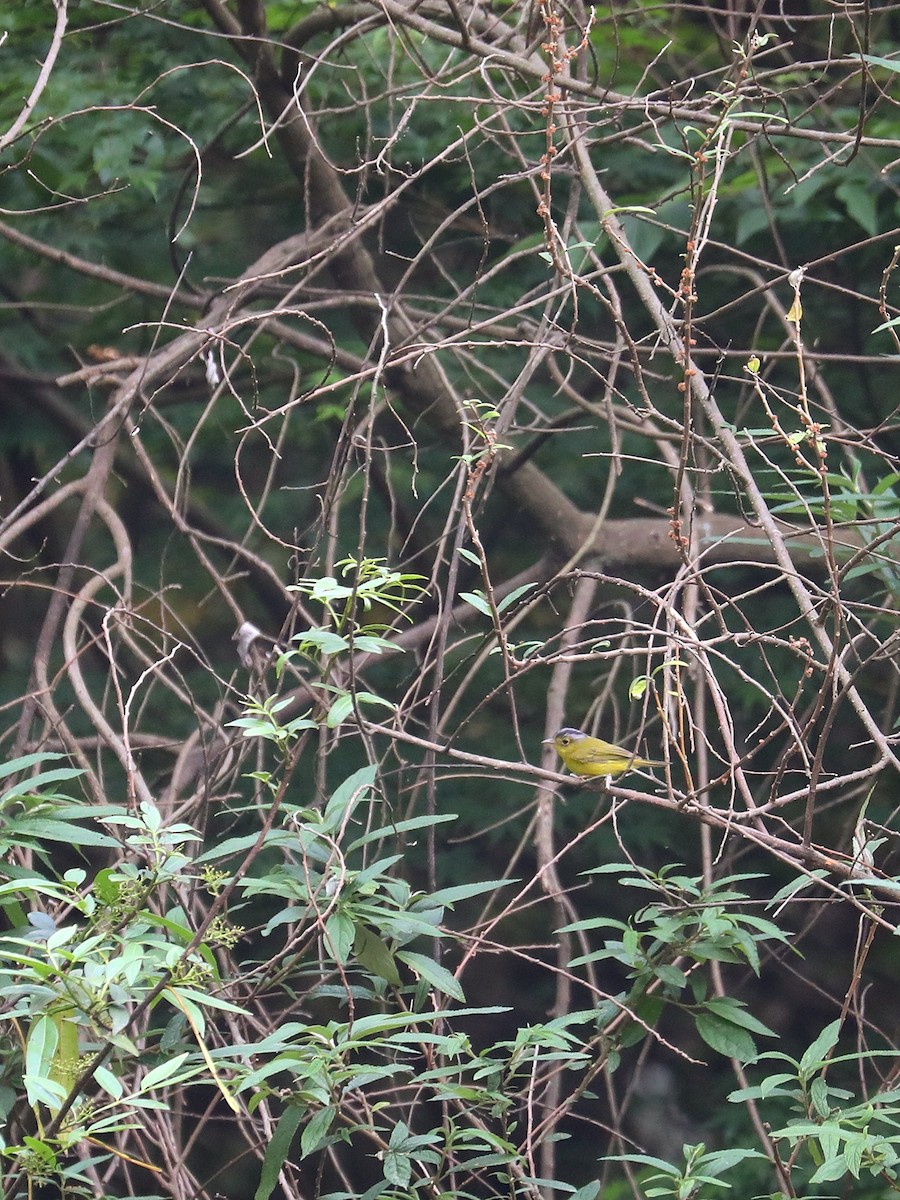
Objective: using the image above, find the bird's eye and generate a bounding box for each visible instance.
[560,736,570,747]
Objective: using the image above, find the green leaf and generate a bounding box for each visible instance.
[570,1185,602,1200]
[698,1147,767,1176]
[347,812,457,853]
[459,590,492,616]
[0,752,68,783]
[354,925,401,986]
[26,1014,58,1080]
[256,1107,303,1198]
[397,951,465,1002]
[0,766,85,806]
[1,815,117,848]
[496,583,537,612]
[620,994,663,1047]
[325,912,355,964]
[863,53,900,73]
[809,1154,853,1184]
[809,1074,830,1118]
[352,635,393,654]
[139,1053,193,1092]
[768,870,828,904]
[428,879,515,906]
[694,1011,758,1063]
[24,1015,67,1111]
[727,1073,796,1103]
[799,1019,842,1080]
[324,765,378,828]
[94,1064,124,1099]
[325,691,395,728]
[653,964,687,990]
[383,1134,412,1187]
[701,997,777,1038]
[300,1105,335,1159]
[166,985,249,1016]
[835,178,878,238]
[298,628,349,654]
[601,1153,680,1174]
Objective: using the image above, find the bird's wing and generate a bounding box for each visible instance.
[584,741,628,762]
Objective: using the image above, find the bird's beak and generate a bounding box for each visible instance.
[542,737,554,745]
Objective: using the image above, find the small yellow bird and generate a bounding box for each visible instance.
[543,727,664,778]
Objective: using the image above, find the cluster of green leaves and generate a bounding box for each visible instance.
[229,557,426,738]
[0,741,582,1199]
[217,763,466,995]
[732,1019,900,1193]
[4,733,899,1200]
[563,867,787,1064]
[603,1142,767,1200]
[0,756,236,1190]
[748,451,900,604]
